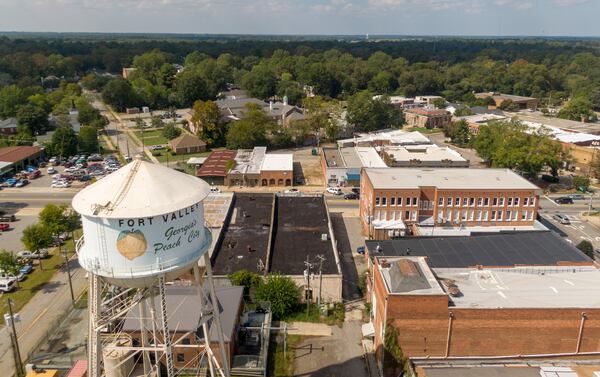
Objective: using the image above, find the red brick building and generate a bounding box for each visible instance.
[359,168,541,239]
[369,255,600,376]
[404,108,452,129]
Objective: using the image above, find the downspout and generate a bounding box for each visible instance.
[576,312,587,354]
[445,312,454,358]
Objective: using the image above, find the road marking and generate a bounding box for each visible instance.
[550,286,558,293]
[580,236,593,242]
[545,195,560,207]
[18,307,48,340]
[564,280,575,286]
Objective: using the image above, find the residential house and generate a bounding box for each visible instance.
[169,134,207,154]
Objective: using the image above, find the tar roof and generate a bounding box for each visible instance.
[211,193,273,275]
[363,168,540,190]
[365,231,592,268]
[197,150,237,177]
[270,196,338,275]
[121,285,243,342]
[421,367,541,377]
[0,146,42,163]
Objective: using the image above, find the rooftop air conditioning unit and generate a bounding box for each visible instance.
[321,233,328,241]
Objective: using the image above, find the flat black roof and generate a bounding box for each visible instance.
[270,196,338,275]
[211,193,273,275]
[366,231,592,268]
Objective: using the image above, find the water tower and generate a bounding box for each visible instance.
[73,157,230,377]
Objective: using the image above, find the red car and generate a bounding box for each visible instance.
[0,223,10,231]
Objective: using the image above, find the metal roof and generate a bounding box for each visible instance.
[366,231,592,268]
[72,158,211,218]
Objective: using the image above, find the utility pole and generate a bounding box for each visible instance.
[7,298,24,377]
[316,255,325,308]
[61,240,75,304]
[304,256,312,316]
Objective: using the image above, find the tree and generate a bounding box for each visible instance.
[21,222,53,271]
[150,115,165,129]
[347,91,403,132]
[0,84,26,118]
[573,175,591,192]
[47,124,78,158]
[102,78,139,112]
[16,104,49,135]
[192,100,226,147]
[226,103,271,149]
[78,125,99,154]
[576,240,594,259]
[444,120,470,146]
[255,274,300,319]
[174,69,210,107]
[558,97,597,122]
[39,204,69,236]
[242,64,277,99]
[432,97,447,109]
[162,123,182,140]
[228,269,262,297]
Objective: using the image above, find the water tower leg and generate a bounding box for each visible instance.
[139,292,151,376]
[204,253,231,377]
[193,265,216,377]
[87,274,102,377]
[158,275,175,377]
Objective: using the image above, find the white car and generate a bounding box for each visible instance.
[0,271,25,282]
[0,279,15,293]
[47,167,57,174]
[51,181,70,188]
[284,188,300,194]
[326,186,343,195]
[64,166,79,173]
[17,249,49,259]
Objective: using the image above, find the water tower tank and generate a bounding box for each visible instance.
[72,158,212,288]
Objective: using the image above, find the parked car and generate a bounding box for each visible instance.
[14,179,29,188]
[344,192,358,200]
[284,188,300,194]
[555,197,574,205]
[0,214,16,222]
[0,223,10,231]
[356,246,365,255]
[567,194,586,200]
[47,167,57,174]
[17,249,49,259]
[351,188,360,195]
[553,213,571,224]
[51,181,70,188]
[3,178,17,187]
[0,271,25,282]
[19,264,33,275]
[0,279,16,293]
[27,170,41,179]
[327,186,343,195]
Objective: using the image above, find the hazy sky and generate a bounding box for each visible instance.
[0,0,599,36]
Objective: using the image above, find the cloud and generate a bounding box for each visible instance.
[554,0,590,5]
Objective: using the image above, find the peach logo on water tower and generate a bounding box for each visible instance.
[116,229,148,260]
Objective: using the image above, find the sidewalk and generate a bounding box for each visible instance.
[0,259,87,377]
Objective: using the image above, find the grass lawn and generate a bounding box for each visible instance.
[283,303,345,327]
[267,334,302,377]
[0,230,82,320]
[134,130,169,146]
[153,150,211,164]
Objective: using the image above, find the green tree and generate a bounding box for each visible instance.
[347,91,403,132]
[573,175,591,192]
[226,103,271,149]
[21,222,53,271]
[132,49,170,83]
[47,124,78,158]
[558,97,597,122]
[39,204,69,236]
[242,64,277,99]
[432,97,447,109]
[102,78,139,112]
[78,125,99,154]
[150,115,165,129]
[16,104,49,135]
[576,240,594,259]
[192,100,226,147]
[174,69,210,107]
[0,84,27,118]
[0,250,20,277]
[255,274,300,320]
[444,120,470,146]
[161,123,182,140]
[228,270,263,297]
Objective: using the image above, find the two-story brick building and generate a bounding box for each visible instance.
[359,168,542,239]
[404,108,452,129]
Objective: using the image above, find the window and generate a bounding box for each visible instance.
[483,211,489,221]
[455,197,461,206]
[438,197,444,206]
[382,197,387,206]
[446,211,452,221]
[514,197,520,206]
[454,210,460,221]
[477,197,483,206]
[493,197,498,206]
[375,197,380,206]
[405,211,410,220]
[390,211,395,220]
[412,197,418,206]
[484,197,490,206]
[512,211,518,221]
[527,211,533,220]
[411,211,417,221]
[397,197,402,206]
[499,197,505,206]
[390,197,396,206]
[469,197,475,206]
[524,197,529,206]
[506,210,512,221]
[530,197,536,206]
[463,197,468,207]
[461,210,468,221]
[374,210,380,221]
[498,211,503,221]
[476,210,482,221]
[521,210,527,220]
[447,197,453,206]
[491,210,497,220]
[182,338,191,345]
[438,210,444,221]
[177,354,185,362]
[507,197,513,206]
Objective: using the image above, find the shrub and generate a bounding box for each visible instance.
[576,240,594,259]
[255,274,300,320]
[542,174,559,183]
[229,269,263,297]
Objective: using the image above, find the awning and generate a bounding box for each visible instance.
[361,322,375,337]
[372,219,406,230]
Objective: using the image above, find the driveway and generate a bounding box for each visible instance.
[294,320,368,377]
[330,212,366,301]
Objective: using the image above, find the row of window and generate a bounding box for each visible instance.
[375,196,418,206]
[373,209,535,222]
[373,209,417,222]
[438,196,536,208]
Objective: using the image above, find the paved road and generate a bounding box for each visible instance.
[0,258,87,377]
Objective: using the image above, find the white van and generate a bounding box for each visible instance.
[327,186,343,195]
[0,279,15,293]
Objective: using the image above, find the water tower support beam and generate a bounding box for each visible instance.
[158,275,175,377]
[204,253,231,377]
[87,274,103,377]
[139,292,152,376]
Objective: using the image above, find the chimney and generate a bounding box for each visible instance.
[269,101,273,110]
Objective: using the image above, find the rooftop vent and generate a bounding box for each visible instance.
[380,259,391,268]
[321,233,328,241]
